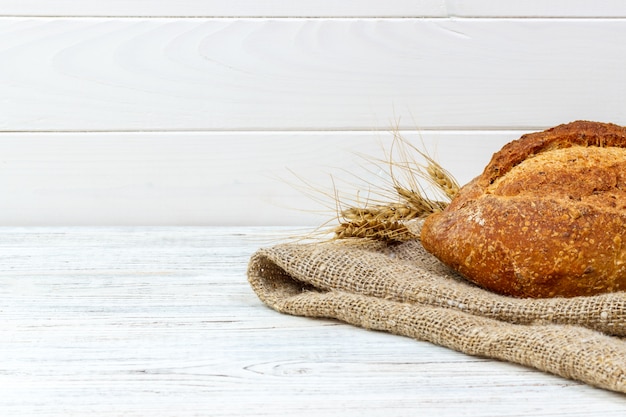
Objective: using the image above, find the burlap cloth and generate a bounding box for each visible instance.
[247,225,626,394]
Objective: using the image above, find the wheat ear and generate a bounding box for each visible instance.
[425,159,460,200]
[330,130,460,243]
[334,219,418,243]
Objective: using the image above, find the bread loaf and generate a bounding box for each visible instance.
[420,120,626,298]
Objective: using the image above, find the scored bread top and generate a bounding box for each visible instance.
[480,120,626,187]
[488,146,626,213]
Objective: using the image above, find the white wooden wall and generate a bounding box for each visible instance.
[2,1,626,225]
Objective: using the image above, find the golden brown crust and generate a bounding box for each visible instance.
[479,120,626,186]
[420,121,626,298]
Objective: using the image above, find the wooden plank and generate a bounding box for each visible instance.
[0,130,518,226]
[0,226,625,416]
[0,0,448,18]
[449,0,626,18]
[2,17,626,131]
[3,0,626,18]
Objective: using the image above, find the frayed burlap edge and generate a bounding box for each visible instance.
[247,239,626,394]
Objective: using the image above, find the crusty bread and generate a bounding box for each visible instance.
[420,120,626,298]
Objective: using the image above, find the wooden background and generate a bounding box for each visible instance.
[2,1,626,225]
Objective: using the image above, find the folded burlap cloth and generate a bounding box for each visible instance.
[247,226,626,394]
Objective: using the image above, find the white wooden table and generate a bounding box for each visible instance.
[1,227,624,416]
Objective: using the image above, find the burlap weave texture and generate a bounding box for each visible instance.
[247,235,626,394]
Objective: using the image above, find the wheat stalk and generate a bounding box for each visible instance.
[334,219,418,243]
[285,128,460,244]
[341,203,420,223]
[425,161,460,200]
[327,131,461,243]
[394,185,448,215]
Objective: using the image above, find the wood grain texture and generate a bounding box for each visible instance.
[0,0,448,18]
[0,130,517,226]
[0,227,624,416]
[2,1,626,18]
[2,17,626,131]
[448,0,626,17]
